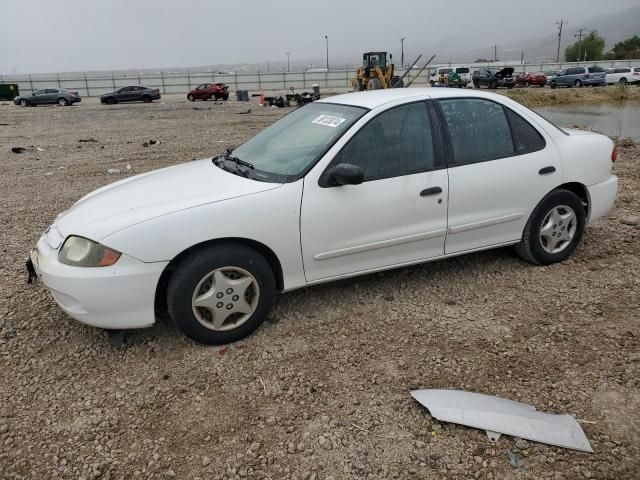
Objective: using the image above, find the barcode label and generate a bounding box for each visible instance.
[312,115,347,128]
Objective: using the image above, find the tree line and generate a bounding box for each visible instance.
[565,33,640,62]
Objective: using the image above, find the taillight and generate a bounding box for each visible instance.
[611,147,617,162]
[633,72,640,76]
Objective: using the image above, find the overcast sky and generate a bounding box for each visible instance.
[1,0,638,74]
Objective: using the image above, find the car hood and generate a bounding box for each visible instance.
[54,159,281,241]
[495,67,514,77]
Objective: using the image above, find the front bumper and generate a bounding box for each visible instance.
[587,175,618,224]
[30,231,168,330]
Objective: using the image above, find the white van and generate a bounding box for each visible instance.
[429,66,471,87]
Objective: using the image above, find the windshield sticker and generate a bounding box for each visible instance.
[312,115,347,128]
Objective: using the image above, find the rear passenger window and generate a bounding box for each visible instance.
[504,108,545,154]
[438,98,513,165]
[438,99,545,165]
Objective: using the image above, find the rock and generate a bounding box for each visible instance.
[0,423,8,434]
[620,215,639,226]
[202,456,211,466]
[164,470,175,478]
[107,168,120,174]
[414,440,426,448]
[515,438,529,449]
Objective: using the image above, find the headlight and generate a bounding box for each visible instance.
[58,236,121,267]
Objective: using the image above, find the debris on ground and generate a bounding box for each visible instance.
[411,389,593,452]
[10,147,25,154]
[106,168,120,174]
[237,108,252,115]
[78,138,98,143]
[506,450,520,468]
[620,215,639,226]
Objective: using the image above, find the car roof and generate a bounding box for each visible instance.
[318,88,508,109]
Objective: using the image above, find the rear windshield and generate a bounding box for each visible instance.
[455,68,470,73]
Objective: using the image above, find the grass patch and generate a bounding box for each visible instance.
[500,85,640,108]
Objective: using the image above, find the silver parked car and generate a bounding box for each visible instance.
[13,88,81,107]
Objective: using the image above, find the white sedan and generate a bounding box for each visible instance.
[28,89,618,344]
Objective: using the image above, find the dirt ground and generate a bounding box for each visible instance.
[0,94,638,480]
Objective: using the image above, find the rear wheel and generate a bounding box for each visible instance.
[142,95,152,103]
[167,244,276,345]
[516,189,585,266]
[57,97,68,106]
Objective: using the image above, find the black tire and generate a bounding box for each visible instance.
[619,78,627,85]
[550,82,556,89]
[489,80,498,89]
[515,189,586,266]
[19,99,29,107]
[575,79,582,88]
[473,82,479,88]
[187,94,195,102]
[524,81,529,88]
[105,97,116,105]
[221,93,229,101]
[142,95,152,103]
[167,244,276,345]
[57,97,68,106]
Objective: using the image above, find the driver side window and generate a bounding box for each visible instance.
[330,102,435,182]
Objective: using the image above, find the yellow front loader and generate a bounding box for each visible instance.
[352,52,402,91]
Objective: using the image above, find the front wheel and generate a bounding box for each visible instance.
[575,80,583,88]
[619,78,627,85]
[516,189,585,266]
[167,244,276,345]
[187,94,195,102]
[19,99,29,107]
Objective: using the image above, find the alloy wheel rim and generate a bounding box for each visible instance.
[58,99,66,105]
[539,205,577,254]
[191,267,259,331]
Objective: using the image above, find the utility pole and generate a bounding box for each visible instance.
[401,37,406,68]
[286,52,290,72]
[556,19,567,62]
[574,28,586,62]
[492,45,499,62]
[325,35,329,71]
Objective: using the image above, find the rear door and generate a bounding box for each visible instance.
[436,97,562,254]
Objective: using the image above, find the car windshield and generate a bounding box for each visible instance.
[228,102,367,182]
[456,68,469,73]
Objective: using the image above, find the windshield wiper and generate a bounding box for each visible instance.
[213,149,254,178]
[224,148,254,169]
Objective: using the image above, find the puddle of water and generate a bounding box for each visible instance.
[533,101,640,141]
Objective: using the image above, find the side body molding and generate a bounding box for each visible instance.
[411,389,593,453]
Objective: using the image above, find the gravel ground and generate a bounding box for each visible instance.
[0,94,638,480]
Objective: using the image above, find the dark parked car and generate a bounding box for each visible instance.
[100,86,161,104]
[515,72,547,87]
[472,67,515,89]
[14,88,81,107]
[187,83,229,101]
[549,66,606,88]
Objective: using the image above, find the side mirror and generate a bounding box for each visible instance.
[327,163,364,186]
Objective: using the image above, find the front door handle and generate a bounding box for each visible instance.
[420,186,442,196]
[539,166,556,175]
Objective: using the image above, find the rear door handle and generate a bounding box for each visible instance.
[539,166,556,175]
[420,187,442,196]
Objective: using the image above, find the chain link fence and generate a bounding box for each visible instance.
[1,59,638,97]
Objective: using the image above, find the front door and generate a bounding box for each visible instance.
[300,101,448,283]
[435,97,562,254]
